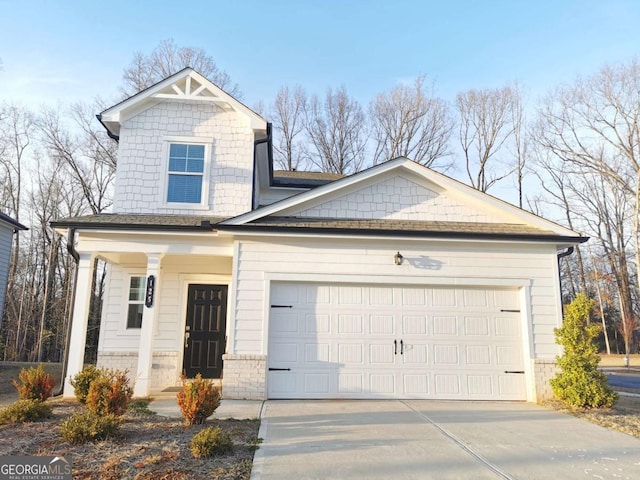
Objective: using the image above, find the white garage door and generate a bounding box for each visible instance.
[268,282,526,400]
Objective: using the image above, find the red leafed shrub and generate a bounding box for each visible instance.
[177,374,221,426]
[85,369,133,416]
[13,364,55,401]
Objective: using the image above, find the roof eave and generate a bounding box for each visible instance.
[49,221,215,232]
[214,224,590,244]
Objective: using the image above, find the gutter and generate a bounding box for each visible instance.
[96,114,120,143]
[215,224,590,244]
[556,246,574,259]
[52,228,80,396]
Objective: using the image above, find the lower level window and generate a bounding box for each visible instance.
[127,276,145,329]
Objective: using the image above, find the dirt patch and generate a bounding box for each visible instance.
[0,399,259,479]
[545,394,640,439]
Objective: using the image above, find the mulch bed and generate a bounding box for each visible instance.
[0,399,259,480]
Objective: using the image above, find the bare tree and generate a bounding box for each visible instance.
[369,76,453,169]
[304,87,368,175]
[536,59,640,354]
[456,85,519,192]
[121,39,239,98]
[38,104,115,214]
[270,85,308,171]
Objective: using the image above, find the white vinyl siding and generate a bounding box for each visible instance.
[97,257,232,354]
[231,238,562,360]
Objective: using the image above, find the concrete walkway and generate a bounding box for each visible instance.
[251,400,640,480]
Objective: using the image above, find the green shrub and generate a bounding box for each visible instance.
[190,427,234,458]
[70,365,101,404]
[177,374,221,426]
[12,364,55,401]
[60,411,121,444]
[0,399,52,425]
[85,369,133,416]
[551,293,618,408]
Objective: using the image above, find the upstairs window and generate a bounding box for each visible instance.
[127,276,145,329]
[167,143,205,203]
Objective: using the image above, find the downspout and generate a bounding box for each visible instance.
[252,122,273,210]
[53,228,80,396]
[556,246,575,315]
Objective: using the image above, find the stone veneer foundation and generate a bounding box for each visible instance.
[96,352,181,393]
[221,354,267,400]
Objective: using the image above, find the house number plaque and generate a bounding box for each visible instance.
[145,275,155,308]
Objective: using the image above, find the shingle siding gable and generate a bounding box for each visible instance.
[290,175,502,222]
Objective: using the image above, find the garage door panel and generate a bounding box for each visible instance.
[271,312,299,333]
[435,374,461,395]
[338,373,363,393]
[338,344,364,363]
[402,315,427,334]
[338,315,363,333]
[466,345,491,365]
[305,373,330,394]
[403,374,430,395]
[270,343,298,363]
[432,288,457,307]
[268,283,526,400]
[463,289,489,307]
[370,374,395,394]
[433,345,459,364]
[370,315,394,334]
[433,316,457,335]
[369,344,395,364]
[464,316,490,335]
[401,343,428,363]
[305,343,330,363]
[467,375,493,395]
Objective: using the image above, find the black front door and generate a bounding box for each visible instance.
[183,284,228,378]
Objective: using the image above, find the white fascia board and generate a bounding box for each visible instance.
[214,228,574,247]
[223,157,409,225]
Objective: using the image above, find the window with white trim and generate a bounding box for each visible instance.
[166,143,205,203]
[126,276,145,329]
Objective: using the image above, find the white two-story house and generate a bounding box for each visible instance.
[53,68,587,402]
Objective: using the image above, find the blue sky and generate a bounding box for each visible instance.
[2,0,639,111]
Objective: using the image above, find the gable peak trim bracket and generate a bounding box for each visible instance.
[98,67,266,137]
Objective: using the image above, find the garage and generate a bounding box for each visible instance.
[267,282,526,400]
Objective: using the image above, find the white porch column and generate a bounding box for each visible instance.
[63,253,95,397]
[133,254,162,397]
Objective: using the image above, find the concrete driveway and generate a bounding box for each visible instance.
[251,400,640,480]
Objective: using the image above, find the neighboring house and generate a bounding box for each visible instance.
[0,212,27,329]
[52,68,587,402]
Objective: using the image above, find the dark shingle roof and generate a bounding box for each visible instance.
[50,213,588,244]
[246,217,555,235]
[272,170,344,188]
[51,214,228,230]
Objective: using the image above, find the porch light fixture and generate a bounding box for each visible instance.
[394,251,404,265]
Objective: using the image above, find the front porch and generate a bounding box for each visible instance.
[62,226,235,398]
